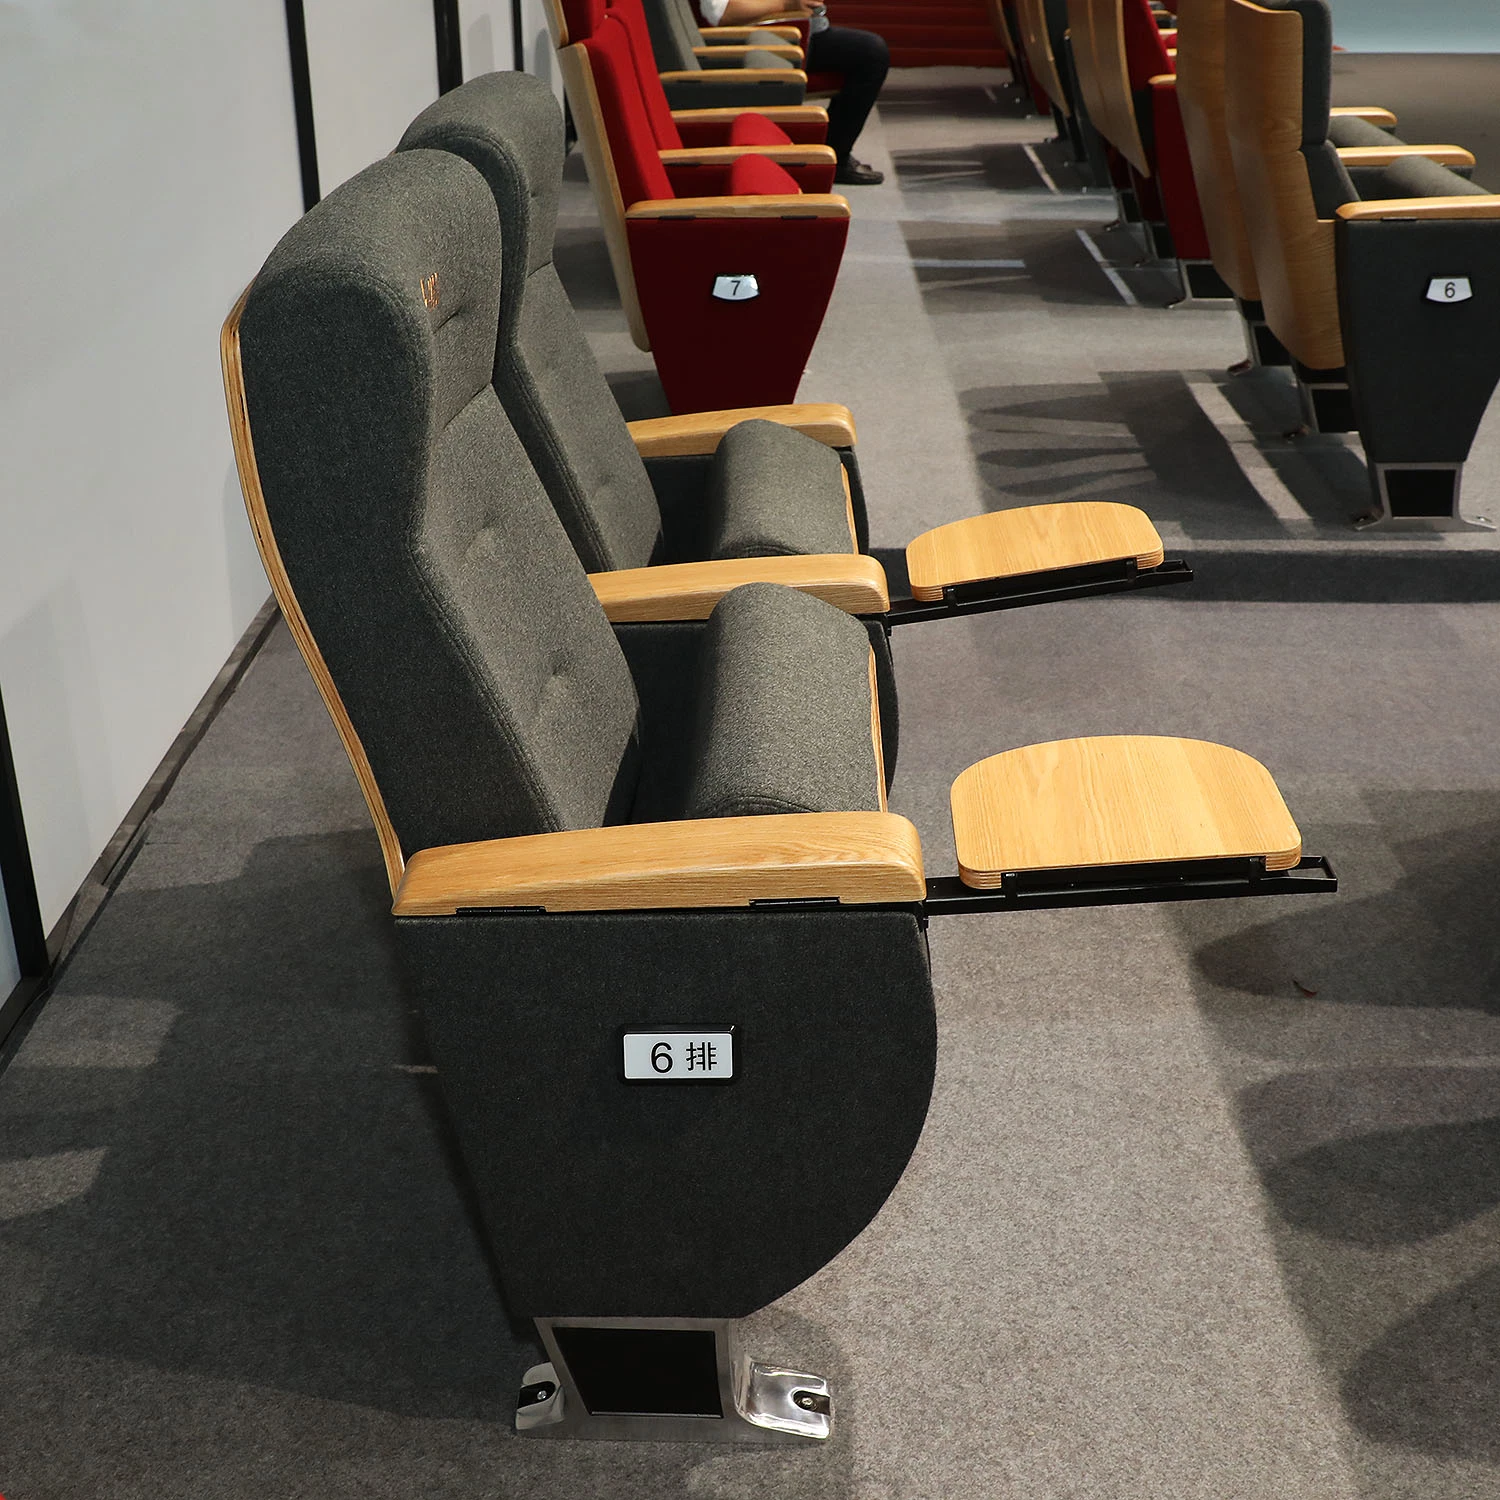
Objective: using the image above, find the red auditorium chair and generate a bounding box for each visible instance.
[558,0,851,410]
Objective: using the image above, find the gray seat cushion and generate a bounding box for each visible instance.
[1327,115,1399,149]
[1364,153,1487,201]
[706,420,855,560]
[682,584,882,820]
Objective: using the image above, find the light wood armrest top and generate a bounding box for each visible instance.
[694,43,803,60]
[627,192,847,219]
[700,25,803,41]
[628,402,856,455]
[1338,196,1500,221]
[1337,144,1474,169]
[589,553,888,622]
[670,105,828,124]
[659,144,835,165]
[905,502,1164,602]
[393,812,926,915]
[1330,106,1397,126]
[951,737,1302,889]
[658,67,810,85]
[1149,73,1176,88]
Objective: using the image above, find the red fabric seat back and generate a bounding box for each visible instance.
[587,14,676,206]
[1123,0,1172,87]
[562,0,607,42]
[608,0,684,148]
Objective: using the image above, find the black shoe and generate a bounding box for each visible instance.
[833,157,884,186]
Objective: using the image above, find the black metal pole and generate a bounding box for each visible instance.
[0,688,47,980]
[512,0,526,72]
[0,684,51,1052]
[435,0,464,92]
[284,0,321,210]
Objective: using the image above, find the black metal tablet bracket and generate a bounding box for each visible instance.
[880,556,1193,627]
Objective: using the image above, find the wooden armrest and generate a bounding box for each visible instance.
[670,105,829,125]
[1331,106,1397,126]
[905,503,1164,603]
[629,402,856,455]
[1158,28,1177,42]
[1337,196,1500,221]
[1148,73,1176,89]
[700,25,802,41]
[950,737,1301,889]
[694,43,804,60]
[589,553,889,622]
[1337,144,1475,169]
[659,144,835,166]
[659,68,809,85]
[393,811,926,915]
[627,191,848,219]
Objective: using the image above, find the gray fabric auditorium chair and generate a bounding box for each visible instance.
[1225,0,1500,525]
[399,71,1210,770]
[638,0,810,107]
[223,146,1334,1443]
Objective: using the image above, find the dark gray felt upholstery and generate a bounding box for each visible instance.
[399,74,664,574]
[398,73,858,575]
[1263,0,1478,218]
[400,906,936,1318]
[238,152,643,854]
[684,584,882,819]
[706,419,855,559]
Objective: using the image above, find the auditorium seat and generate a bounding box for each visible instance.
[1225,0,1500,524]
[400,67,1203,724]
[549,6,848,411]
[586,0,812,108]
[1175,0,1436,369]
[222,145,1334,1441]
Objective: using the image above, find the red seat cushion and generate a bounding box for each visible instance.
[727,154,802,196]
[728,113,793,147]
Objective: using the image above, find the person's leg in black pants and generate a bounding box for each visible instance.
[807,25,890,182]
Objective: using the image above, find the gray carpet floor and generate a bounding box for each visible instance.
[3,60,1500,1500]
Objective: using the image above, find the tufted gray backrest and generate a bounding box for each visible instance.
[399,74,664,574]
[238,150,642,857]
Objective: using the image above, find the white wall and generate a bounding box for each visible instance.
[304,0,440,193]
[517,0,566,102]
[1331,0,1500,52]
[459,0,518,75]
[0,0,303,929]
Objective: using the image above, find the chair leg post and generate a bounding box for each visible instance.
[518,1317,833,1443]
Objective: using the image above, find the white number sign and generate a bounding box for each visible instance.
[712,274,760,301]
[1426,277,1473,304]
[622,1029,735,1081]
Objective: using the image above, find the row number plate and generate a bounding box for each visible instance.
[623,1029,735,1082]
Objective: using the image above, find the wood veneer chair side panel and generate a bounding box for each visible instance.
[220,294,407,899]
[1174,0,1260,298]
[1224,0,1343,369]
[560,43,652,352]
[984,0,1020,56]
[1017,0,1071,115]
[1102,0,1151,175]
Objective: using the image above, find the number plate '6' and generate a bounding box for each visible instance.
[1426,277,1473,303]
[622,1028,736,1081]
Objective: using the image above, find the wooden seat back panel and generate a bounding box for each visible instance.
[1224,0,1343,368]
